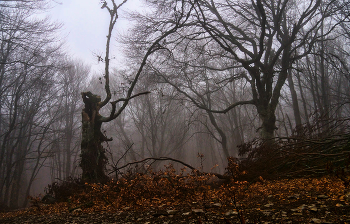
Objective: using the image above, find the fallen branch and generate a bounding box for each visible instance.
[110,156,229,180]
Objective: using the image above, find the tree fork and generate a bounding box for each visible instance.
[79,0,188,183]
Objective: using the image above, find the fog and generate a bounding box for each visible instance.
[1,0,349,209]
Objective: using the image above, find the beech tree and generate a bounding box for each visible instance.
[128,0,348,144]
[79,0,193,183]
[48,60,88,181]
[129,77,190,160]
[0,0,63,208]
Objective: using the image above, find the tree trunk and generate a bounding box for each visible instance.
[287,70,302,134]
[296,66,311,132]
[259,111,276,141]
[207,111,229,158]
[80,91,111,183]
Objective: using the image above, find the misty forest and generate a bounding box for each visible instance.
[1,0,350,223]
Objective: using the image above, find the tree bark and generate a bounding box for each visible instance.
[207,111,229,158]
[258,109,277,141]
[80,91,112,183]
[287,69,302,133]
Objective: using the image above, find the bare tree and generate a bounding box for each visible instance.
[48,60,88,181]
[128,0,348,144]
[0,0,48,9]
[129,75,191,161]
[79,0,193,183]
[293,35,350,136]
[0,0,63,208]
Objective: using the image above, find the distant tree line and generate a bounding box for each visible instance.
[0,0,88,208]
[92,0,350,180]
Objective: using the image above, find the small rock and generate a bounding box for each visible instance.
[167,210,177,215]
[213,203,222,207]
[72,208,82,213]
[317,195,328,199]
[309,207,318,212]
[192,209,204,214]
[308,204,318,212]
[310,218,321,223]
[225,210,238,216]
[264,203,274,207]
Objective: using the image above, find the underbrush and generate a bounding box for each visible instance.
[31,118,350,219]
[44,163,245,212]
[2,165,348,224]
[237,118,350,184]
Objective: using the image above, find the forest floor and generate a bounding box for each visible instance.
[1,176,350,223]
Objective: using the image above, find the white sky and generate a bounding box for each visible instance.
[48,0,142,73]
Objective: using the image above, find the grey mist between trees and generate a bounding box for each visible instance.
[1,0,350,210]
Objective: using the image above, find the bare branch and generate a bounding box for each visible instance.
[101,91,151,122]
[110,156,229,180]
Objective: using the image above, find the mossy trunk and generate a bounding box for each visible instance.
[80,92,110,183]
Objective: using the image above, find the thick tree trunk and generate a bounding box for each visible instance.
[259,111,276,141]
[80,92,111,183]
